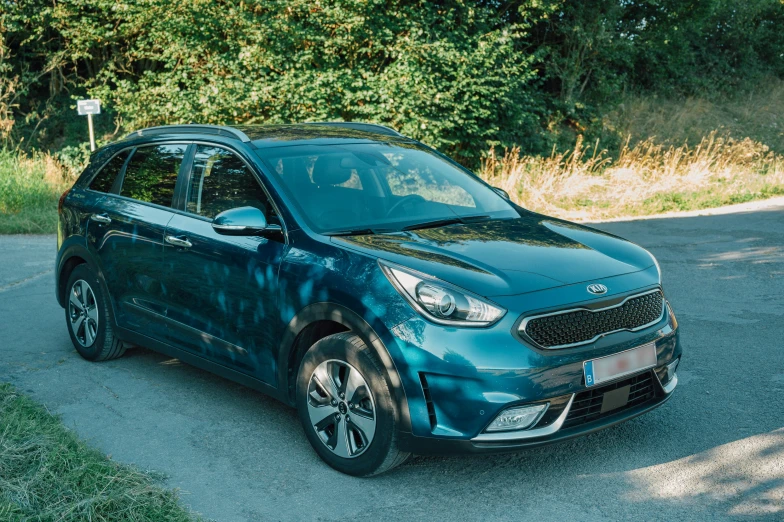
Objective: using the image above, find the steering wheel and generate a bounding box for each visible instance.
[386,194,427,217]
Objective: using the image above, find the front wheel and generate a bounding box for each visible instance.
[296,332,410,476]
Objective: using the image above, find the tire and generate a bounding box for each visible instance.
[296,332,410,476]
[64,264,126,362]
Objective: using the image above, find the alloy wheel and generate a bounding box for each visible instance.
[68,279,99,347]
[306,359,376,458]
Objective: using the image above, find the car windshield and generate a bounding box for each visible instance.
[256,142,518,234]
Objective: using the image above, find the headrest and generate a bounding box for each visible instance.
[311,154,362,186]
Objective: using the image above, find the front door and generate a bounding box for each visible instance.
[162,144,286,384]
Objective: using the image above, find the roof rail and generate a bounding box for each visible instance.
[124,124,251,142]
[304,121,404,138]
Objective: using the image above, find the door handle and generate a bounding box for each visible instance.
[92,213,111,224]
[165,235,192,248]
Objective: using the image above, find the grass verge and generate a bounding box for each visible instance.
[0,383,200,521]
[0,150,71,234]
[480,132,784,221]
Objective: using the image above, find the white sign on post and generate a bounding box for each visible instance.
[77,99,101,115]
[76,99,101,151]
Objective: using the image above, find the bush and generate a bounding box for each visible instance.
[2,1,783,166]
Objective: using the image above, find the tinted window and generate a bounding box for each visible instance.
[186,145,273,220]
[89,150,130,193]
[257,143,516,233]
[121,144,185,206]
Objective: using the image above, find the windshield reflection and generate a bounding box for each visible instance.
[257,143,518,234]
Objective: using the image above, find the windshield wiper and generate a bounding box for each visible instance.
[324,228,394,237]
[402,214,491,231]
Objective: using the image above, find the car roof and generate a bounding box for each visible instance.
[120,122,414,149]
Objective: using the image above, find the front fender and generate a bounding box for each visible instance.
[277,302,413,433]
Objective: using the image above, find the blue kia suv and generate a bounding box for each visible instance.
[56,123,681,476]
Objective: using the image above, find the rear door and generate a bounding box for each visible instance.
[78,148,132,240]
[88,143,188,340]
[162,143,286,384]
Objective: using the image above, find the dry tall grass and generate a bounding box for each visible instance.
[480,132,784,221]
[0,150,73,233]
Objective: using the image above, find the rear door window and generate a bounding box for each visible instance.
[89,149,130,193]
[120,144,186,207]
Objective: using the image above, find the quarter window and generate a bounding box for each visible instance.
[121,144,185,207]
[186,145,274,221]
[89,150,130,193]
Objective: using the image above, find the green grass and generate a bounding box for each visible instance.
[630,184,784,216]
[0,150,68,234]
[0,383,201,521]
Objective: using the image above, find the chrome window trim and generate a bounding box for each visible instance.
[519,288,666,350]
[471,395,575,442]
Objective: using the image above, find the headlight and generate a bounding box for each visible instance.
[379,261,506,326]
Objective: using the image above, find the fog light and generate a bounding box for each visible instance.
[666,357,680,381]
[485,404,548,432]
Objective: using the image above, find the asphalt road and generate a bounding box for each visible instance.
[1,207,783,522]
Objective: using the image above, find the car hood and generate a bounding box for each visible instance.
[331,213,655,297]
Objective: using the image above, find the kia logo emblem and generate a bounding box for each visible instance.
[587,284,608,295]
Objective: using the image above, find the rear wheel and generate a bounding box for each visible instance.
[65,264,126,361]
[296,332,410,476]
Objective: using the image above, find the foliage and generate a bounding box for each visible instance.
[2,0,554,165]
[2,1,783,167]
[0,383,200,521]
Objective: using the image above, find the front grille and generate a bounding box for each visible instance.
[562,371,655,429]
[522,290,664,348]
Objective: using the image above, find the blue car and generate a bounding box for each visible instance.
[56,123,681,476]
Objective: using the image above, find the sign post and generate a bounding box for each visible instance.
[76,99,101,151]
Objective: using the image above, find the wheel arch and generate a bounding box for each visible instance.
[278,302,412,433]
[56,242,97,307]
[56,243,119,329]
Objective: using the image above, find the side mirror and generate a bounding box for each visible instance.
[493,187,511,200]
[212,206,280,236]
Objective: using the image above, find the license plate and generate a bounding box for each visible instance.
[583,342,657,387]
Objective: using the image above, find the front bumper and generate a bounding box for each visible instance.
[398,371,676,454]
